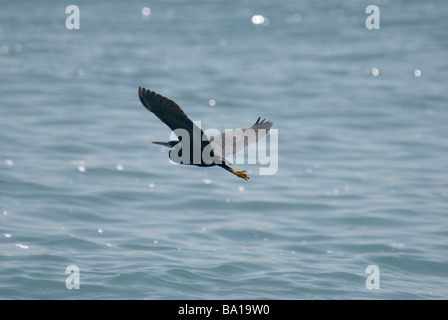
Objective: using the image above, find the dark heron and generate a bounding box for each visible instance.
[138,87,273,180]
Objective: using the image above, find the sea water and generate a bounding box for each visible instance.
[1,0,447,299]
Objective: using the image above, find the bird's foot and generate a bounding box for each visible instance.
[232,170,250,181]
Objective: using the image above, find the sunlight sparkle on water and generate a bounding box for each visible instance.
[251,15,269,26]
[371,68,380,77]
[142,7,151,17]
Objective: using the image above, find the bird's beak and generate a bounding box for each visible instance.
[151,141,171,147]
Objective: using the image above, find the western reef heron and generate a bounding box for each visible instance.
[138,87,273,180]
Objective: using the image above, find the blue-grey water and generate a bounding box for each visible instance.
[1,0,447,299]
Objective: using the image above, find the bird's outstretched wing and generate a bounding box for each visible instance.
[138,87,208,142]
[210,117,273,160]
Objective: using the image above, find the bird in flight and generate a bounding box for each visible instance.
[138,87,273,180]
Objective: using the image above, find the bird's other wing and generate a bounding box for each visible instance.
[138,87,209,142]
[210,117,273,159]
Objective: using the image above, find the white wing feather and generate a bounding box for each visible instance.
[210,117,273,161]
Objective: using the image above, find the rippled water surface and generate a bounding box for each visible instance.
[1,0,448,299]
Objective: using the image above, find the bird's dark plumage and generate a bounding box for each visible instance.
[138,87,209,143]
[138,87,273,181]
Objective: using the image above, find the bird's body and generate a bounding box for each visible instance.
[138,87,272,180]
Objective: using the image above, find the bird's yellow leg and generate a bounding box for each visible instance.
[232,170,250,181]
